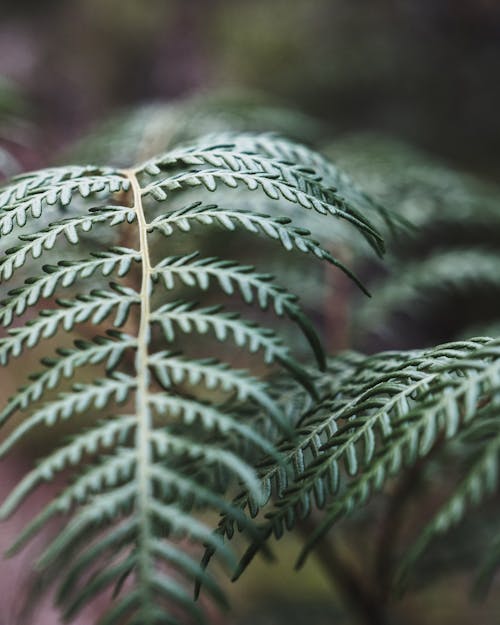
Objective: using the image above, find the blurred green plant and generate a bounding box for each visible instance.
[328,134,500,348]
[2,101,500,625]
[67,90,324,167]
[0,77,28,178]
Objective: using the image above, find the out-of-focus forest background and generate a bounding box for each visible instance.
[1,2,500,624]
[1,0,500,178]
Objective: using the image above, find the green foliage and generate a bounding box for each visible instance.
[3,116,500,625]
[0,77,27,177]
[0,131,387,624]
[67,90,325,168]
[355,249,500,341]
[330,134,500,346]
[208,338,500,580]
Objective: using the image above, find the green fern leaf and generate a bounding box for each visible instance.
[0,132,383,624]
[211,338,500,582]
[356,249,500,338]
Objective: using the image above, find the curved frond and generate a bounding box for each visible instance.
[0,286,138,365]
[207,338,500,584]
[356,250,500,338]
[0,132,380,624]
[0,332,135,426]
[0,247,140,326]
[139,135,385,255]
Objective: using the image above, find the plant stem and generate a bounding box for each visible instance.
[122,168,154,610]
[373,462,423,603]
[374,434,444,602]
[297,513,390,625]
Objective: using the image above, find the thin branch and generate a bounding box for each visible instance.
[373,434,445,602]
[297,512,390,625]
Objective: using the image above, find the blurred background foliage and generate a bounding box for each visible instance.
[1,2,500,624]
[0,0,499,177]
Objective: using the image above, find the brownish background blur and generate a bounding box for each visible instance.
[1,0,499,178]
[1,2,500,624]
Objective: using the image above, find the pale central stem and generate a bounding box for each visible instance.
[121,168,153,599]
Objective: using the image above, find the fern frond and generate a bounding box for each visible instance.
[0,206,135,281]
[151,252,324,366]
[0,132,381,623]
[140,136,385,255]
[0,417,137,518]
[397,405,500,585]
[0,374,135,456]
[0,333,135,425]
[148,201,368,295]
[208,338,500,582]
[150,201,326,255]
[355,249,500,338]
[0,247,140,326]
[0,168,129,234]
[151,300,315,391]
[185,131,400,234]
[149,394,277,458]
[0,286,138,364]
[154,251,298,312]
[149,351,283,419]
[148,429,262,494]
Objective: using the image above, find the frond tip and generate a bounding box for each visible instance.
[0,132,384,624]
